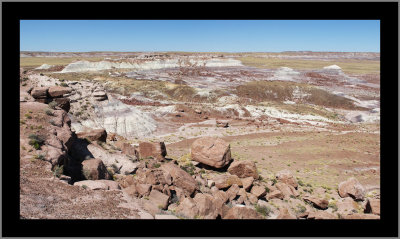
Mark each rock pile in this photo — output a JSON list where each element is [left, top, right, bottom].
[[30, 86, 72, 112]]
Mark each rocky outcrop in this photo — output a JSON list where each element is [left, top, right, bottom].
[[191, 137, 232, 169], [228, 160, 259, 179], [30, 86, 71, 112], [138, 142, 167, 161]]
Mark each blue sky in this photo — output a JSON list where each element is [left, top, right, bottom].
[[20, 20, 380, 52]]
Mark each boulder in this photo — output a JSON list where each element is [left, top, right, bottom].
[[138, 142, 167, 161], [77, 128, 107, 143], [307, 211, 337, 219], [343, 213, 380, 219], [275, 182, 299, 199], [213, 174, 243, 190], [250, 185, 267, 199], [74, 180, 109, 190], [364, 198, 380, 215], [336, 197, 359, 214], [56, 126, 75, 150], [226, 184, 240, 201], [193, 193, 218, 219], [266, 190, 284, 200], [303, 196, 329, 209], [276, 169, 298, 188], [228, 160, 259, 179], [136, 183, 152, 197], [246, 193, 259, 205], [93, 91, 108, 101], [223, 206, 263, 219], [212, 190, 229, 203], [136, 168, 170, 185], [191, 137, 232, 168], [338, 177, 365, 200], [277, 207, 297, 219], [124, 184, 139, 197], [31, 87, 48, 99], [149, 190, 170, 210], [117, 175, 135, 188], [116, 142, 139, 158], [48, 86, 72, 98], [175, 197, 199, 219], [161, 162, 198, 197], [241, 177, 254, 192], [81, 158, 111, 180]]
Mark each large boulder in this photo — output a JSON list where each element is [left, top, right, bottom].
[[116, 142, 139, 158], [160, 162, 198, 197], [149, 190, 170, 210], [48, 86, 72, 98], [97, 180, 120, 190], [336, 197, 359, 214], [193, 193, 218, 219], [77, 128, 107, 143], [228, 160, 258, 179], [241, 177, 254, 192], [31, 87, 48, 99], [136, 168, 171, 186], [223, 206, 263, 219], [275, 182, 298, 199], [213, 174, 243, 190], [266, 190, 284, 200], [81, 158, 111, 180], [250, 185, 267, 199], [175, 197, 199, 219], [226, 184, 240, 201], [303, 196, 329, 209], [138, 142, 167, 161], [276, 169, 298, 188], [191, 137, 232, 168], [338, 177, 365, 200]]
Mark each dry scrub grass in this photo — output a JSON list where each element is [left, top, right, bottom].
[[235, 81, 366, 110], [238, 57, 380, 75]]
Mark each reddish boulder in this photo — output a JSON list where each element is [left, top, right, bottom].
[[149, 190, 170, 210], [213, 174, 243, 190], [266, 190, 284, 200], [193, 193, 218, 219], [81, 158, 111, 180], [175, 197, 199, 219], [303, 196, 329, 209], [161, 162, 198, 197], [277, 207, 297, 219], [228, 160, 259, 179], [226, 184, 240, 201], [136, 183, 152, 197], [48, 86, 72, 98], [138, 142, 167, 161], [77, 128, 107, 143], [250, 185, 267, 199], [53, 97, 70, 112], [275, 182, 299, 199], [338, 177, 365, 200], [241, 177, 254, 192], [191, 137, 232, 168], [276, 169, 298, 188], [31, 87, 48, 99], [116, 142, 139, 158]]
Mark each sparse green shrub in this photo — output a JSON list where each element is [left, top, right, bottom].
[[298, 179, 305, 187], [34, 154, 46, 160], [60, 82, 68, 87], [180, 163, 195, 176], [328, 201, 338, 212], [82, 185, 88, 189], [295, 204, 306, 214], [25, 113, 32, 119], [255, 204, 272, 217], [48, 101, 58, 109], [53, 165, 64, 178], [272, 178, 277, 185], [22, 83, 27, 86], [154, 163, 161, 168], [265, 186, 270, 193], [44, 108, 53, 116], [28, 134, 45, 150]]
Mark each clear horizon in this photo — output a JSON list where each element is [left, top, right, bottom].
[[20, 20, 380, 53]]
